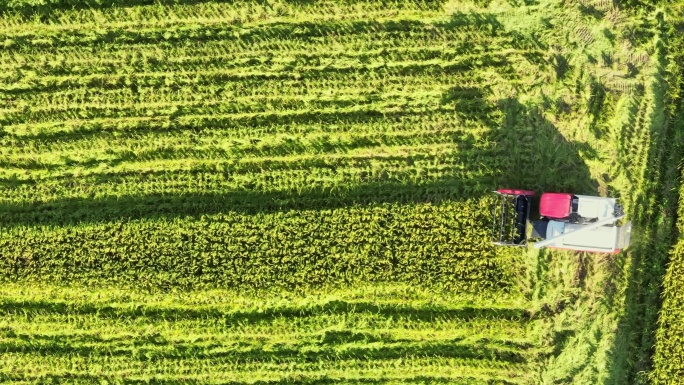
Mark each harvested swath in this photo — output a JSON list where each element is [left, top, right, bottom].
[[0, 284, 533, 383]]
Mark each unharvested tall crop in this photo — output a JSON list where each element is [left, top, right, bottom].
[[0, 200, 522, 292]]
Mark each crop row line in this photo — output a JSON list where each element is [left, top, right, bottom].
[[2, 113, 482, 150], [2, 71, 488, 108], [0, 27, 498, 71], [0, 321, 529, 344], [0, 16, 503, 52], [0, 42, 509, 80], [2, 110, 483, 153], [1, 88, 451, 125], [0, 340, 530, 366], [1, 173, 497, 212], [0, 362, 529, 385], [0, 142, 468, 182], [0, 0, 444, 29], [0, 7, 440, 35], [0, 128, 465, 170], [0, 53, 514, 95], [2, 84, 450, 113], [0, 149, 472, 196], [0, 29, 500, 70], [2, 101, 473, 139]]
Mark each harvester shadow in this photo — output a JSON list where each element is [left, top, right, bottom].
[[458, 96, 599, 195]]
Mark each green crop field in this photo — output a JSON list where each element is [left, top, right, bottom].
[[0, 0, 683, 383], [652, 4, 684, 383]]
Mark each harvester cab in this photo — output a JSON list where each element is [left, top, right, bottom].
[[491, 189, 632, 253]]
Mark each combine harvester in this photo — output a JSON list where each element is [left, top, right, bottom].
[[492, 189, 632, 253]]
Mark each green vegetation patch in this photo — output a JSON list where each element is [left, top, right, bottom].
[[1, 0, 683, 383], [0, 283, 535, 384], [0, 200, 523, 292], [652, 3, 684, 382]]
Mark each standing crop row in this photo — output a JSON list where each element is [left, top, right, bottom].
[[0, 200, 522, 292]]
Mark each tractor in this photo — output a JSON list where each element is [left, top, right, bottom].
[[491, 189, 631, 253]]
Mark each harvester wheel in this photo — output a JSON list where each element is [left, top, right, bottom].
[[569, 213, 585, 224]]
